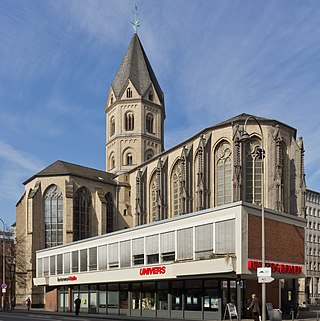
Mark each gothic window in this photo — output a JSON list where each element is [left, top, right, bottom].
[[110, 116, 115, 136], [171, 161, 182, 216], [146, 113, 154, 133], [110, 94, 114, 104], [150, 173, 157, 222], [124, 112, 134, 131], [105, 192, 113, 233], [73, 187, 91, 241], [44, 185, 63, 248], [215, 141, 232, 206], [149, 91, 153, 101], [126, 87, 132, 98], [245, 138, 262, 205]]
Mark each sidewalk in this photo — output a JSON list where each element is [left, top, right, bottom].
[[6, 305, 320, 321]]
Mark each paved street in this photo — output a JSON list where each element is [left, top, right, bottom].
[[0, 306, 319, 321]]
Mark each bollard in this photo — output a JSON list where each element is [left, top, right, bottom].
[[291, 308, 294, 321]]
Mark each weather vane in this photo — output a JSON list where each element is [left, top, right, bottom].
[[131, 5, 140, 33]]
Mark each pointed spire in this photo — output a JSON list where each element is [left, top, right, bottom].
[[111, 34, 164, 105]]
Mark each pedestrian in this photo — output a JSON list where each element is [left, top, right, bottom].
[[247, 293, 260, 321], [25, 297, 31, 311], [74, 296, 81, 315], [10, 297, 15, 310]]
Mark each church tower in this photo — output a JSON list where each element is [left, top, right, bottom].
[[105, 33, 165, 174]]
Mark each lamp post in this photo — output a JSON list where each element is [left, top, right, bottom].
[[0, 219, 5, 310], [241, 116, 266, 321]]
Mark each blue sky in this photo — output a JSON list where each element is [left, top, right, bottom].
[[1, 0, 320, 225]]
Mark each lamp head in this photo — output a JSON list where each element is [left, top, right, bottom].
[[240, 131, 250, 142]]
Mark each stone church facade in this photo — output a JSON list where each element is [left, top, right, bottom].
[[15, 33, 306, 307]]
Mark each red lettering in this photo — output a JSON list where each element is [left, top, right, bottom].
[[139, 266, 166, 276], [248, 260, 302, 274]]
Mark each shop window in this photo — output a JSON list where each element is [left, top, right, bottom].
[[172, 281, 183, 311], [161, 251, 175, 262], [89, 247, 97, 271], [80, 249, 87, 272], [72, 251, 79, 273], [161, 231, 175, 262], [50, 255, 56, 276], [98, 245, 107, 270], [195, 223, 213, 260], [142, 282, 156, 310], [57, 254, 63, 275], [108, 242, 119, 269], [157, 282, 169, 311], [133, 254, 144, 265], [37, 258, 43, 277], [147, 254, 159, 264], [120, 240, 131, 268], [215, 219, 235, 254], [63, 253, 70, 274], [177, 228, 193, 260]]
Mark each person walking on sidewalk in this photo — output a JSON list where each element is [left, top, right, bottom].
[[74, 296, 81, 315], [25, 297, 31, 311], [247, 293, 260, 321]]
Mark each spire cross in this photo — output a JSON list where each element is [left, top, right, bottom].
[[131, 5, 140, 33]]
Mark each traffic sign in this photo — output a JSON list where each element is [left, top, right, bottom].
[[1, 283, 7, 289], [258, 276, 274, 283], [257, 267, 271, 277]]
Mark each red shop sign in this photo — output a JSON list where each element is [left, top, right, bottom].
[[248, 260, 302, 274], [139, 266, 166, 276]]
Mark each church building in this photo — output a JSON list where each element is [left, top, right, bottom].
[[16, 32, 306, 319]]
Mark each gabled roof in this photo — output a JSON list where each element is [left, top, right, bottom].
[[111, 33, 164, 105], [24, 160, 117, 185]]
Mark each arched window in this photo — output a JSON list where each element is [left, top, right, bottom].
[[44, 185, 63, 248], [124, 112, 134, 131], [146, 113, 154, 133], [127, 153, 133, 165], [110, 116, 115, 136], [245, 138, 262, 205], [150, 173, 157, 222], [110, 94, 114, 105], [73, 187, 91, 241], [171, 161, 182, 216], [111, 155, 115, 169], [215, 141, 232, 206], [145, 150, 154, 161], [106, 192, 114, 233], [126, 87, 132, 98]]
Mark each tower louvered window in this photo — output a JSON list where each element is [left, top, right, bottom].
[[125, 112, 134, 131], [44, 185, 63, 248], [146, 113, 154, 133]]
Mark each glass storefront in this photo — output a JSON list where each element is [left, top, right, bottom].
[[60, 278, 238, 319]]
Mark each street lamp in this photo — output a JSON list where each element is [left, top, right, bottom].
[[240, 116, 266, 321], [0, 219, 5, 310]]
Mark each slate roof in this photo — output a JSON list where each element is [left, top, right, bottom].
[[24, 160, 117, 185], [111, 33, 164, 105]]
